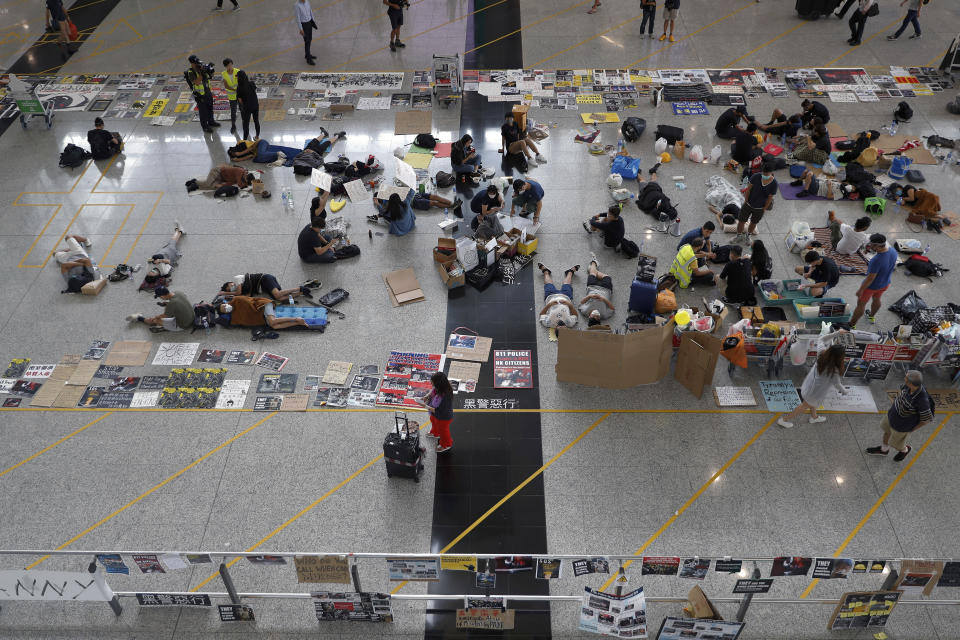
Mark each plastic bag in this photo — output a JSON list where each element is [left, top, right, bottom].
[[704, 175, 744, 208], [393, 146, 405, 159], [785, 220, 814, 254], [611, 155, 642, 180], [789, 338, 811, 365], [606, 173, 623, 188], [688, 145, 704, 163], [888, 289, 927, 322], [822, 157, 838, 176], [654, 137, 667, 154], [709, 144, 722, 164]]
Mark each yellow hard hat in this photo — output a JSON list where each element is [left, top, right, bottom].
[[659, 152, 672, 163]]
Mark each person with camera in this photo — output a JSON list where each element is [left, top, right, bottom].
[[185, 55, 218, 133], [384, 0, 407, 52], [295, 0, 318, 65]]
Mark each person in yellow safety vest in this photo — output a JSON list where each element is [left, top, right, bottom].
[[185, 55, 218, 133], [670, 237, 717, 288], [222, 58, 240, 135]]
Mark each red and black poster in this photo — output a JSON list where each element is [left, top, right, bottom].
[[376, 351, 444, 408], [493, 350, 533, 389]]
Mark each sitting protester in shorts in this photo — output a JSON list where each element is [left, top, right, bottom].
[[405, 190, 461, 217], [87, 117, 123, 160], [795, 250, 840, 298], [369, 191, 417, 235], [536, 262, 579, 328], [125, 287, 194, 332], [305, 127, 346, 155], [510, 178, 544, 224], [216, 295, 313, 329]]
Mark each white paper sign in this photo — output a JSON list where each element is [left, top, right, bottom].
[[159, 554, 188, 570], [311, 168, 332, 192], [377, 185, 410, 201], [343, 179, 368, 203], [152, 343, 200, 366], [819, 385, 878, 413], [130, 391, 159, 408], [395, 158, 417, 188], [216, 379, 251, 409], [0, 570, 113, 601], [713, 386, 757, 406]]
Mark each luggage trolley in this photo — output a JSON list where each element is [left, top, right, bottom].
[[432, 53, 461, 108], [7, 75, 53, 129]]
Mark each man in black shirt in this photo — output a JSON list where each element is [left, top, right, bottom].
[[757, 109, 801, 137], [584, 205, 625, 249], [720, 245, 755, 305], [501, 112, 546, 167], [796, 250, 840, 298], [87, 117, 123, 160], [297, 216, 337, 264], [715, 106, 747, 139], [800, 99, 830, 128], [731, 123, 759, 165]]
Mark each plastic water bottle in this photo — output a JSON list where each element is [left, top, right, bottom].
[[923, 243, 930, 255], [890, 120, 898, 135], [286, 187, 295, 211], [444, 207, 450, 221], [280, 189, 288, 210]]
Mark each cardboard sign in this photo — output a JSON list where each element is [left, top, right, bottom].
[[384, 268, 425, 306], [674, 332, 723, 399], [759, 380, 801, 412], [896, 560, 943, 596], [310, 168, 332, 192], [446, 332, 493, 362], [556, 321, 674, 389], [294, 556, 351, 584], [456, 608, 515, 630]]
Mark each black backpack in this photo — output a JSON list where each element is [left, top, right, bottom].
[[414, 133, 437, 149], [59, 143, 91, 169], [894, 101, 913, 122], [904, 254, 946, 279], [925, 135, 955, 149], [619, 238, 640, 258], [61, 267, 95, 294], [192, 303, 218, 333], [434, 171, 455, 188], [621, 117, 646, 143], [334, 245, 361, 259]]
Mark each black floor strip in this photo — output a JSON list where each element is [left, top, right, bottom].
[[8, 0, 123, 75], [425, 5, 550, 637]]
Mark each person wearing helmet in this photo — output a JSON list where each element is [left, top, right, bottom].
[[185, 55, 218, 133]]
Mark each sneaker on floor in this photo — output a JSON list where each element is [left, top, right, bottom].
[[669, 35, 676, 42], [526, 157, 538, 167], [865, 446, 889, 456], [535, 154, 547, 163], [909, 33, 921, 39], [590, 252, 599, 268], [809, 416, 827, 424], [436, 445, 452, 453], [481, 167, 495, 178], [125, 313, 144, 323], [395, 39, 406, 48], [583, 220, 592, 234], [81, 239, 93, 248], [893, 445, 912, 462], [777, 418, 793, 429], [790, 179, 803, 187], [175, 220, 185, 235], [887, 35, 898, 40], [366, 215, 379, 223]]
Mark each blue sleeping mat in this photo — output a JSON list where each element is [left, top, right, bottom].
[[274, 305, 327, 326]]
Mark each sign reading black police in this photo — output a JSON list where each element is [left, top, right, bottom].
[[715, 560, 743, 573], [733, 579, 773, 594], [136, 593, 211, 606]]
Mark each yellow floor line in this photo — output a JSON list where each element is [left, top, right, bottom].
[[600, 414, 779, 591], [800, 413, 952, 599], [0, 412, 113, 480], [25, 412, 277, 570], [726, 21, 808, 68]]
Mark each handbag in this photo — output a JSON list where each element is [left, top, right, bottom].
[[67, 20, 79, 41], [866, 2, 879, 16]]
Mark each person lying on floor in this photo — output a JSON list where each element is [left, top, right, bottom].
[[185, 165, 254, 192], [305, 127, 346, 155], [791, 168, 856, 200], [369, 191, 417, 235], [228, 139, 303, 165], [216, 295, 313, 329], [709, 204, 741, 234], [536, 262, 579, 328], [577, 255, 615, 327], [125, 286, 194, 332], [87, 117, 123, 160], [219, 273, 310, 301], [137, 222, 185, 290], [896, 184, 943, 223], [55, 234, 96, 290]]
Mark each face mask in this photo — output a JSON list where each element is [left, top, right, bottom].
[[762, 173, 772, 180]]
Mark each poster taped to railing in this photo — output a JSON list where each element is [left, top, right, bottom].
[[311, 591, 394, 622], [294, 555, 351, 584], [386, 557, 440, 581], [0, 570, 114, 601], [579, 586, 647, 637], [456, 608, 516, 630]]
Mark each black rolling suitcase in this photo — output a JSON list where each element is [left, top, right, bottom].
[[383, 411, 424, 482]]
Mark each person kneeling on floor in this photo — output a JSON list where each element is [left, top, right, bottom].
[[125, 286, 194, 332], [670, 237, 717, 288], [470, 184, 506, 239], [536, 262, 580, 328], [216, 295, 312, 329], [583, 204, 625, 250], [87, 117, 123, 160], [578, 255, 615, 327], [719, 244, 755, 305], [795, 250, 840, 298], [220, 273, 311, 301], [510, 178, 544, 224], [186, 165, 254, 192]]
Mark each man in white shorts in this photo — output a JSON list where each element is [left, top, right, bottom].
[[54, 235, 97, 288], [793, 168, 854, 201]]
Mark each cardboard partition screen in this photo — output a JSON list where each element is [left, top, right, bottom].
[[555, 322, 674, 389], [674, 331, 723, 399]]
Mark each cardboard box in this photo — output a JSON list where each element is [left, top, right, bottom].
[[434, 237, 457, 264], [683, 586, 722, 620], [478, 238, 497, 267], [674, 331, 723, 398], [555, 321, 675, 389], [512, 104, 529, 131], [330, 103, 354, 113], [384, 268, 425, 306], [517, 231, 538, 256], [436, 260, 465, 289], [81, 277, 107, 296]]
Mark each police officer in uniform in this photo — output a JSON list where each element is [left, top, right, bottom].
[[185, 55, 218, 133], [222, 58, 240, 135]]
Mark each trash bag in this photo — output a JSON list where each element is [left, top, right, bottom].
[[688, 145, 705, 163], [888, 289, 927, 322], [611, 155, 642, 180], [709, 144, 722, 164]]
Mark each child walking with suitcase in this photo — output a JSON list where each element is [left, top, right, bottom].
[[423, 373, 454, 453]]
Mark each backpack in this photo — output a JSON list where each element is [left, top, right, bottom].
[[621, 117, 646, 142], [62, 268, 94, 294], [619, 238, 640, 258], [334, 245, 361, 259], [344, 162, 371, 179], [319, 287, 349, 306], [192, 303, 218, 333], [711, 244, 733, 264], [330, 177, 347, 197], [214, 185, 239, 198], [414, 133, 437, 149], [636, 183, 664, 214], [835, 140, 855, 150], [434, 171, 456, 188], [59, 143, 91, 169], [654, 124, 684, 144], [925, 135, 955, 149], [904, 254, 946, 279], [894, 101, 913, 122]]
